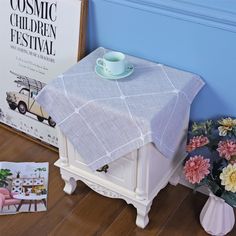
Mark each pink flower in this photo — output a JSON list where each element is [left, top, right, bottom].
[[186, 135, 209, 152], [183, 155, 210, 184], [217, 140, 236, 160]]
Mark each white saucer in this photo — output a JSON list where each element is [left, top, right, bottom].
[[95, 63, 134, 80]]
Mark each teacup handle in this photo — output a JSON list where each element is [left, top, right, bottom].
[[96, 58, 105, 68]]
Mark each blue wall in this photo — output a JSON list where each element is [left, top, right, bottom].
[[86, 0, 236, 120]]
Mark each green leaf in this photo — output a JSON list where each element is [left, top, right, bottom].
[[0, 169, 12, 179], [221, 191, 236, 207], [233, 127, 236, 136], [193, 181, 206, 193], [204, 178, 223, 196]]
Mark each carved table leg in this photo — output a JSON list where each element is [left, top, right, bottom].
[[135, 201, 153, 228], [62, 175, 77, 194]]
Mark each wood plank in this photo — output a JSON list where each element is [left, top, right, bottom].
[[1, 127, 236, 236], [159, 193, 236, 236], [158, 192, 209, 236], [0, 128, 49, 162], [126, 184, 191, 236], [102, 205, 137, 236], [48, 191, 126, 236], [0, 124, 58, 153], [22, 182, 90, 236], [0, 126, 17, 143]]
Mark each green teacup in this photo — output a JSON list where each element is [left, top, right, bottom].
[[96, 51, 126, 76]]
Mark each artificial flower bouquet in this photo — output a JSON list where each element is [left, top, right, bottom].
[[183, 117, 236, 207]]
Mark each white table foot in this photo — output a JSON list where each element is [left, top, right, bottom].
[[62, 175, 77, 194], [135, 201, 152, 228]]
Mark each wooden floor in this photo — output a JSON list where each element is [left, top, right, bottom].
[[0, 126, 236, 236]]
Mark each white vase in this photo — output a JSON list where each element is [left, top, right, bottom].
[[200, 193, 235, 236]]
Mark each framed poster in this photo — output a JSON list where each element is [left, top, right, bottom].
[[0, 0, 88, 147]]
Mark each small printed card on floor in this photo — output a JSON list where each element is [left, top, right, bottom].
[[0, 162, 49, 215]]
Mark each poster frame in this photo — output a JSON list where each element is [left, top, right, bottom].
[[0, 0, 88, 151]]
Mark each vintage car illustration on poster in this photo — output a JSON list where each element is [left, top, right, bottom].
[[6, 71, 56, 127]]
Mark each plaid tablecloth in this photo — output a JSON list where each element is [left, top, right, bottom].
[[36, 47, 205, 171]]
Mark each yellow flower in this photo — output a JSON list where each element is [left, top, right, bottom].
[[218, 126, 231, 136], [218, 117, 236, 128], [218, 117, 236, 136], [220, 164, 236, 193]]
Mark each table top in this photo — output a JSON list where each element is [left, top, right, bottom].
[[36, 47, 205, 171], [13, 194, 47, 200]]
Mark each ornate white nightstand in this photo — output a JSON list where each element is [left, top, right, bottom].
[[55, 111, 189, 228], [36, 47, 204, 228]]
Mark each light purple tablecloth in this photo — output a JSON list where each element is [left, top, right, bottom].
[[36, 47, 204, 170]]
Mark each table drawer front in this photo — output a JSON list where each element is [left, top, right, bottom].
[[66, 140, 137, 190]]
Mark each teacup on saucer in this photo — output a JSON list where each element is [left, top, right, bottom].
[[95, 62, 134, 80], [96, 51, 126, 76]]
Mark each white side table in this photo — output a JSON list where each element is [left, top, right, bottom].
[[36, 48, 204, 228], [55, 110, 189, 228]]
